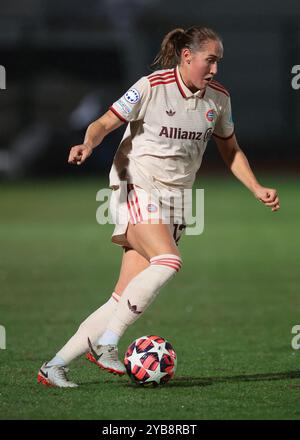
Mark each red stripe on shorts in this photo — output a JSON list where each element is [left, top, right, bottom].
[[133, 187, 143, 222], [127, 185, 142, 224]]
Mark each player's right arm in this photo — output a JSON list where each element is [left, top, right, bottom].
[[69, 76, 150, 165], [68, 110, 124, 165]]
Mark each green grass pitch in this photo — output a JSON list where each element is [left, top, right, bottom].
[[0, 175, 300, 420]]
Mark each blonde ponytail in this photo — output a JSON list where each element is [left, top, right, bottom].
[[152, 26, 222, 70], [151, 28, 185, 69]]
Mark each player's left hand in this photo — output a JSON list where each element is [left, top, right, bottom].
[[253, 185, 280, 212]]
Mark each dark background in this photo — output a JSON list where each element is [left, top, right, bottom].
[[0, 0, 299, 179]]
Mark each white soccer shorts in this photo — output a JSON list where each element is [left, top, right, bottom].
[[109, 184, 186, 248]]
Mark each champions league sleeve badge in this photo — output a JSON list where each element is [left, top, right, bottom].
[[124, 88, 141, 104]]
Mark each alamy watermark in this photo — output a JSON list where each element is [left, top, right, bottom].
[[0, 325, 6, 349], [291, 325, 300, 350], [96, 181, 204, 235], [291, 65, 300, 90], [0, 65, 6, 90]]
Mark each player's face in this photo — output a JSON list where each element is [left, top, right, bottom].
[[189, 40, 223, 90]]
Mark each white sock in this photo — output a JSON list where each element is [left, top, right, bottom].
[[46, 355, 66, 367], [103, 254, 182, 343], [55, 292, 120, 364], [97, 329, 120, 346]]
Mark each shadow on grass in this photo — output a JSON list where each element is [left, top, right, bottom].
[[79, 371, 300, 388], [97, 370, 300, 389], [165, 370, 300, 388]]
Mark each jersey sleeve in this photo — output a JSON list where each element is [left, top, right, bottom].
[[109, 76, 150, 123], [213, 96, 235, 140]]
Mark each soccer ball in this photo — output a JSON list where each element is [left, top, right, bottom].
[[124, 335, 177, 386]]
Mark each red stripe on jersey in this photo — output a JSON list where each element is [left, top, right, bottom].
[[210, 80, 229, 94], [208, 83, 229, 97], [150, 79, 176, 88], [212, 131, 235, 140], [149, 71, 175, 77], [210, 84, 229, 97], [209, 81, 229, 93], [109, 106, 127, 122], [174, 67, 187, 98], [149, 74, 175, 83], [148, 71, 174, 80], [149, 76, 175, 84]]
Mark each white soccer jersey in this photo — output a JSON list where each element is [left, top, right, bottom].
[[109, 66, 234, 191]]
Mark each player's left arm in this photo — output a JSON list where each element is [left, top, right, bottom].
[[214, 134, 280, 212]]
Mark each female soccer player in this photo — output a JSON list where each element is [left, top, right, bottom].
[[38, 26, 280, 387]]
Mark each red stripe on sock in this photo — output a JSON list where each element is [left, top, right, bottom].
[[150, 255, 181, 261], [151, 258, 182, 263], [151, 258, 182, 267], [112, 293, 120, 302], [151, 261, 181, 271]]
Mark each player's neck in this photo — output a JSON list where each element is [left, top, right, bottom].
[[178, 65, 200, 94]]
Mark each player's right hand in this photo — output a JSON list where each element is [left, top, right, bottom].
[[68, 144, 93, 165]]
